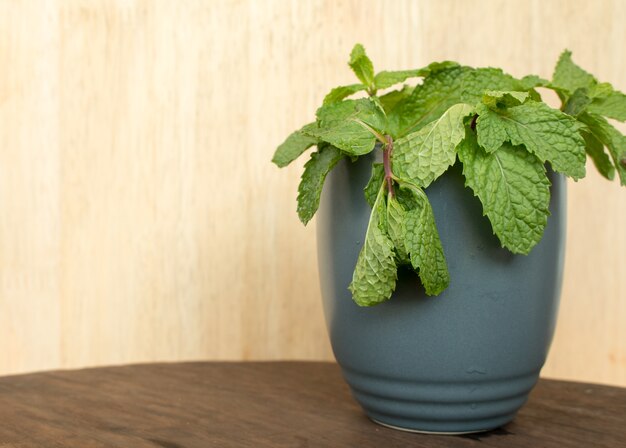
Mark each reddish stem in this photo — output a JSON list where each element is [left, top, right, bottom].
[[383, 135, 394, 197], [470, 114, 478, 131]]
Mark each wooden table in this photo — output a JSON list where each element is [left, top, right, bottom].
[[0, 362, 624, 447]]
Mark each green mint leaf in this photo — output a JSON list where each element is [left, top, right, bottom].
[[364, 163, 384, 207], [457, 130, 551, 255], [482, 90, 529, 108], [550, 52, 625, 121], [386, 196, 409, 264], [349, 44, 375, 88], [305, 99, 386, 155], [589, 82, 614, 98], [587, 87, 626, 122], [578, 112, 626, 186], [460, 68, 527, 105], [474, 104, 508, 153], [562, 88, 591, 116], [349, 185, 397, 306], [389, 65, 470, 137], [374, 70, 424, 90], [323, 84, 367, 105], [393, 103, 474, 187], [519, 75, 549, 90], [272, 123, 318, 167], [582, 130, 615, 181], [297, 145, 343, 225], [378, 85, 414, 113], [552, 50, 597, 96], [395, 183, 420, 210], [417, 61, 461, 76], [475, 101, 586, 179], [401, 183, 450, 295], [374, 62, 461, 91]]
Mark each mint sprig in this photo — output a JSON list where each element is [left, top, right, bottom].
[[273, 44, 626, 306]]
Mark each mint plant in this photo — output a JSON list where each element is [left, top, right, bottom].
[[273, 44, 626, 307]]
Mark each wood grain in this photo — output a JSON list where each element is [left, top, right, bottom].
[[0, 361, 624, 447], [0, 0, 624, 385]]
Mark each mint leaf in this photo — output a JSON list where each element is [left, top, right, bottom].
[[349, 44, 375, 88], [578, 112, 626, 186], [589, 82, 614, 98], [562, 88, 591, 116], [349, 185, 397, 306], [582, 130, 615, 181], [519, 75, 549, 90], [587, 88, 626, 122], [482, 90, 529, 108], [386, 196, 409, 264], [395, 183, 419, 210], [297, 145, 343, 224], [460, 68, 526, 105], [552, 50, 596, 96], [475, 101, 586, 179], [305, 99, 386, 155], [417, 61, 461, 77], [364, 163, 384, 207], [374, 70, 424, 90], [374, 62, 462, 91], [457, 130, 551, 254], [389, 65, 470, 137], [393, 103, 474, 187], [379, 85, 414, 113], [401, 183, 449, 295], [272, 123, 318, 167], [474, 104, 508, 153], [550, 51, 626, 121], [323, 84, 367, 105]]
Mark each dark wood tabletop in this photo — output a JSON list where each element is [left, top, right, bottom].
[[0, 361, 624, 447]]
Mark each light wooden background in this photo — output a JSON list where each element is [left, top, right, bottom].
[[0, 0, 624, 385]]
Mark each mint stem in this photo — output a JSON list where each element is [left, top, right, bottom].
[[470, 114, 478, 131], [383, 135, 394, 197]]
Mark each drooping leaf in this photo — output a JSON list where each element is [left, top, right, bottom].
[[386, 196, 409, 264], [582, 130, 615, 181], [401, 183, 449, 295], [457, 130, 551, 255], [389, 65, 471, 137], [304, 99, 386, 155], [323, 84, 367, 105], [272, 123, 318, 167], [395, 182, 420, 210], [349, 44, 375, 88], [475, 101, 586, 179], [297, 145, 343, 224], [578, 112, 626, 186], [349, 185, 397, 306], [392, 103, 474, 187], [364, 163, 384, 207]]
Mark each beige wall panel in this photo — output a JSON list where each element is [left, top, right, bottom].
[[0, 0, 624, 386]]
